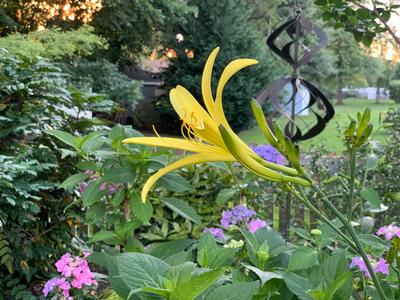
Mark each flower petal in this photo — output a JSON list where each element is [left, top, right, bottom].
[[170, 85, 226, 149], [123, 137, 219, 153], [201, 47, 219, 116], [214, 58, 258, 126], [219, 125, 310, 186], [141, 153, 235, 202]]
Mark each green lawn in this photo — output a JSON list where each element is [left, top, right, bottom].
[[239, 99, 399, 154]]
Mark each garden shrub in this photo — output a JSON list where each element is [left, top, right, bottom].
[[62, 59, 142, 109], [389, 80, 400, 103], [0, 49, 111, 297]]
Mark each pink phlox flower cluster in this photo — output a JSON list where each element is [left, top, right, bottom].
[[43, 252, 97, 299], [376, 224, 400, 240], [350, 256, 389, 278], [79, 170, 120, 194]]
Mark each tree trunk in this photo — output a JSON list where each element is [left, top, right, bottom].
[[376, 78, 381, 104], [336, 76, 344, 105]]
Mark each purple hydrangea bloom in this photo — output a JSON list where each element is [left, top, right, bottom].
[[376, 224, 400, 240], [203, 227, 224, 239], [251, 145, 286, 165], [247, 218, 267, 233], [220, 205, 256, 229], [350, 256, 389, 278]]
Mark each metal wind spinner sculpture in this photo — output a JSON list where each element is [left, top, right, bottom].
[[257, 4, 334, 142]]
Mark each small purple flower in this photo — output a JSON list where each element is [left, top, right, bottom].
[[251, 145, 286, 165], [221, 211, 234, 229], [376, 224, 400, 240], [247, 218, 267, 233], [220, 205, 256, 229], [204, 228, 224, 239], [350, 256, 389, 278], [43, 278, 61, 296]]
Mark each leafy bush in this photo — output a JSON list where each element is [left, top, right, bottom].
[[63, 59, 142, 109], [0, 48, 111, 297], [0, 26, 107, 59], [389, 80, 400, 103]]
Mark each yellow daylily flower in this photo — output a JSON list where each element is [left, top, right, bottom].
[[123, 47, 310, 203]]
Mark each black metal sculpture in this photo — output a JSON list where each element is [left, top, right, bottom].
[[257, 3, 334, 142]]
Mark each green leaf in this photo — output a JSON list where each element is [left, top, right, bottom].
[[287, 246, 318, 271], [90, 231, 118, 243], [117, 253, 170, 290], [81, 181, 106, 207], [242, 264, 282, 285], [170, 269, 225, 300], [197, 233, 236, 268], [111, 190, 125, 206], [360, 186, 380, 208], [130, 191, 153, 223], [102, 165, 136, 183], [161, 197, 201, 224], [158, 172, 193, 192], [205, 281, 259, 300], [46, 130, 77, 149], [279, 272, 312, 300], [60, 173, 89, 189], [215, 188, 238, 205], [151, 239, 195, 260]]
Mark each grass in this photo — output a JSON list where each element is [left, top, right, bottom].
[[239, 98, 399, 154]]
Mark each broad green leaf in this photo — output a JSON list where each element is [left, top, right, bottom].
[[60, 173, 89, 189], [130, 191, 153, 223], [170, 269, 225, 300], [165, 262, 197, 290], [46, 129, 77, 149], [102, 165, 136, 183], [81, 181, 106, 207], [90, 230, 118, 243], [151, 239, 195, 259], [158, 172, 193, 192], [198, 233, 236, 268], [360, 186, 380, 208], [117, 253, 170, 290], [215, 188, 238, 205], [242, 264, 282, 285], [111, 190, 125, 206], [279, 272, 312, 300], [205, 281, 259, 300], [161, 197, 201, 224], [287, 246, 318, 271], [291, 228, 312, 240]]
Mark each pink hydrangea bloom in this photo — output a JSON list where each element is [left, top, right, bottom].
[[44, 252, 97, 298], [247, 218, 267, 233], [350, 256, 389, 278], [376, 224, 400, 240]]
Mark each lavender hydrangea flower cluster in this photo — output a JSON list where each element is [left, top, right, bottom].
[[43, 252, 97, 299], [350, 256, 389, 278], [376, 224, 400, 240], [203, 205, 268, 239], [251, 144, 286, 165]]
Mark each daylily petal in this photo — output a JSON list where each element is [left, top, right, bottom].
[[141, 153, 235, 202], [219, 125, 310, 186], [201, 47, 219, 116], [214, 58, 258, 126], [170, 85, 226, 149], [122, 137, 221, 153]]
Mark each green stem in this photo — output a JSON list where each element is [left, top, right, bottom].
[[306, 176, 387, 300], [347, 148, 357, 224], [290, 187, 357, 251]]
